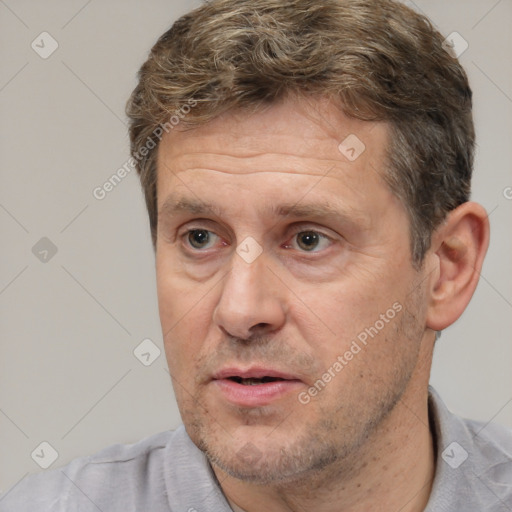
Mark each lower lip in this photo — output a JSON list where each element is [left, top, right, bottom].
[[213, 379, 303, 407]]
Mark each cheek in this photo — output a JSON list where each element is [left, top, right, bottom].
[[157, 255, 199, 324], [295, 283, 371, 343], [295, 271, 407, 360], [156, 263, 214, 370]]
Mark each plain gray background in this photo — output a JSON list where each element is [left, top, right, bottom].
[[1, 0, 511, 494]]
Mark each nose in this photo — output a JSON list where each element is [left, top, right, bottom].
[[212, 249, 287, 340]]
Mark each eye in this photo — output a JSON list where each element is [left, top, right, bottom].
[[185, 229, 220, 250], [288, 230, 332, 252]]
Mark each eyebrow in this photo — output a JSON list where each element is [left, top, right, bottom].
[[158, 197, 223, 220], [158, 196, 367, 230]]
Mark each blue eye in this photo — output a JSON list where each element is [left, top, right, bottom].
[[292, 231, 331, 252], [186, 229, 219, 249]]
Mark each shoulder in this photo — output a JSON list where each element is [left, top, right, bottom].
[[426, 387, 512, 512], [0, 430, 177, 512], [0, 426, 233, 512], [462, 413, 512, 496]]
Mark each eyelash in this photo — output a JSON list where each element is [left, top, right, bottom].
[[180, 226, 334, 254]]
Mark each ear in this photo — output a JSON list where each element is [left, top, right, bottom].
[[425, 202, 490, 331]]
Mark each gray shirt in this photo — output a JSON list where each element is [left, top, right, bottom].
[[1, 387, 511, 511]]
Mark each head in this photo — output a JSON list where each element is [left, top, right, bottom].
[[126, 0, 489, 485]]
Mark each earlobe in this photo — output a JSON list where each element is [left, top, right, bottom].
[[426, 202, 490, 332]]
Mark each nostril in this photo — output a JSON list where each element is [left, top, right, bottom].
[[251, 322, 270, 331]]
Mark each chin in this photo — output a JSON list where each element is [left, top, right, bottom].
[[198, 422, 341, 485]]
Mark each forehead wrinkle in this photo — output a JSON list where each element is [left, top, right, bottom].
[[165, 167, 334, 178], [164, 151, 352, 177]]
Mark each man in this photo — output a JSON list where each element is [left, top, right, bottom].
[[2, 0, 511, 510]]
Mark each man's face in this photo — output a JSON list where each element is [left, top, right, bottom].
[[156, 96, 430, 483]]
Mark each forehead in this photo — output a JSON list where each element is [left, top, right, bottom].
[[156, 96, 391, 217], [158, 96, 388, 163]]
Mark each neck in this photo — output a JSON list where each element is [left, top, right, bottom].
[[214, 360, 435, 512]]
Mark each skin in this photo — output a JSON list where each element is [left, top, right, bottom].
[[155, 95, 489, 512]]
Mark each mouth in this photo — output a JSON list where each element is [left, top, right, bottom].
[[226, 376, 288, 385], [211, 367, 303, 407]]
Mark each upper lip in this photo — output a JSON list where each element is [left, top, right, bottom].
[[213, 367, 301, 381]]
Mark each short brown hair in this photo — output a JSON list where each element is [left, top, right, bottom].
[[126, 0, 474, 264]]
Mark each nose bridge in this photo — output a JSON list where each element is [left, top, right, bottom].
[[213, 247, 286, 339]]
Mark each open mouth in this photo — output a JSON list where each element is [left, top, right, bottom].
[[213, 368, 303, 406], [227, 376, 287, 385]]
